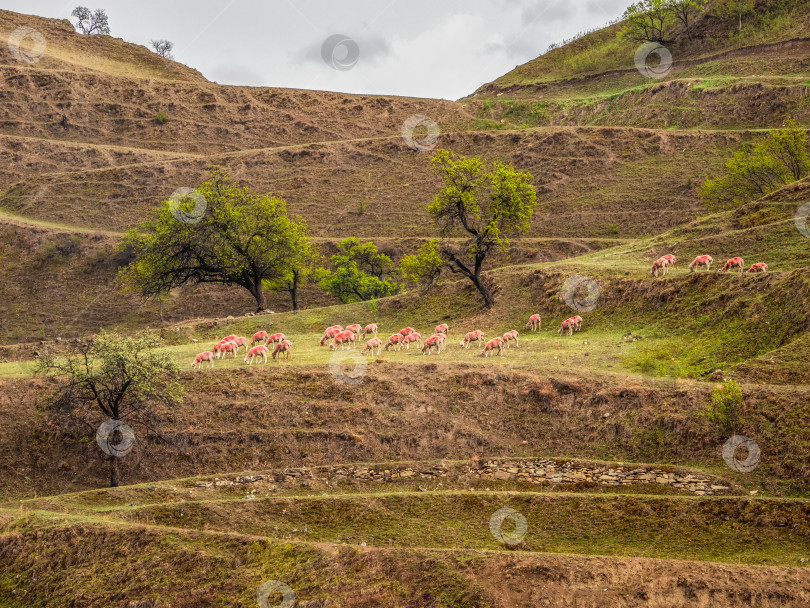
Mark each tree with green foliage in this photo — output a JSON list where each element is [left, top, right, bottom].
[[119, 169, 308, 312], [622, 0, 676, 43], [399, 240, 445, 295], [701, 120, 810, 209], [263, 218, 320, 312], [35, 332, 182, 487], [759, 120, 810, 182], [670, 0, 708, 40], [71, 6, 111, 35], [715, 0, 755, 30], [318, 238, 399, 303], [428, 149, 537, 307]]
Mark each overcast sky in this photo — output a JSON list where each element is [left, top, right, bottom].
[[6, 0, 630, 99]]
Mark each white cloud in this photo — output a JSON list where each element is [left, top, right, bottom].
[[4, 0, 630, 99]]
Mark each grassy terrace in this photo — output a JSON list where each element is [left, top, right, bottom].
[[3, 489, 809, 566], [1, 192, 808, 383]]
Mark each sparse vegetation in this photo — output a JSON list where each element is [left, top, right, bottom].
[[155, 110, 168, 124]]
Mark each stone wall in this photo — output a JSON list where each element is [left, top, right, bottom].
[[197, 457, 734, 495]]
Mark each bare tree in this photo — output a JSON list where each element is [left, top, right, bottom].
[[150, 39, 174, 59], [71, 6, 111, 35]]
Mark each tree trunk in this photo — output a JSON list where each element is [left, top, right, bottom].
[[109, 455, 120, 487], [158, 299, 166, 338], [470, 272, 495, 308], [252, 284, 267, 312], [290, 270, 299, 313]]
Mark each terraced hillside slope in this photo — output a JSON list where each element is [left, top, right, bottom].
[[0, 4, 808, 606], [467, 0, 810, 129], [1, 4, 807, 337]]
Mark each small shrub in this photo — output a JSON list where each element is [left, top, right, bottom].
[[34, 235, 82, 268], [155, 111, 168, 125], [700, 379, 744, 434]]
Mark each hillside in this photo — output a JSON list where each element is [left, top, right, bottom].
[[0, 5, 809, 607], [466, 0, 810, 130]]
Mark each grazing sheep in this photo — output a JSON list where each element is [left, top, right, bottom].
[[401, 332, 422, 349], [558, 318, 576, 337], [525, 314, 541, 332], [460, 330, 485, 349], [244, 345, 269, 365], [502, 330, 519, 348], [272, 340, 292, 360], [480, 337, 505, 357], [191, 351, 214, 369], [689, 255, 713, 272], [330, 331, 356, 351], [721, 257, 745, 273], [361, 338, 383, 356], [251, 331, 269, 347], [651, 257, 669, 277], [384, 334, 404, 351], [422, 334, 443, 355], [216, 341, 239, 359], [320, 326, 342, 346]]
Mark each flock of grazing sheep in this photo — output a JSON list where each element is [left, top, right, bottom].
[[189, 252, 768, 370], [652, 254, 768, 277], [190, 314, 586, 369]]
